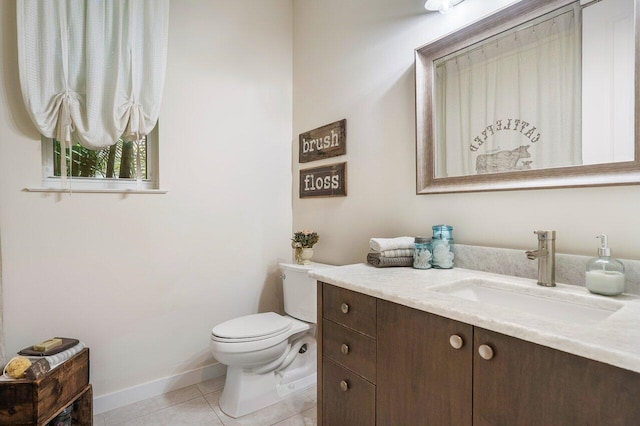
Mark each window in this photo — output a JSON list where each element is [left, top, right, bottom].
[[41, 126, 159, 191]]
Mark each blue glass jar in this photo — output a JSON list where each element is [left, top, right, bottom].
[[431, 225, 454, 269], [413, 237, 432, 269]]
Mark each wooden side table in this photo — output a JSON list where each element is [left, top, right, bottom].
[[0, 348, 92, 425]]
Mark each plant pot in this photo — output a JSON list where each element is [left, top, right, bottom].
[[297, 248, 314, 265]]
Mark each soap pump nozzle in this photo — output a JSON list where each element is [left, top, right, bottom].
[[596, 234, 611, 257]]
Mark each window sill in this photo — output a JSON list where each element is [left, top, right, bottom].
[[24, 187, 168, 194]]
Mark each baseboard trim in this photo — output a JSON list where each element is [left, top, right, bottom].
[[93, 362, 226, 414]]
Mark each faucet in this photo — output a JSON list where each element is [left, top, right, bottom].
[[525, 230, 556, 287]]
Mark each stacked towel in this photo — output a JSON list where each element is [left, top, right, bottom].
[[367, 253, 413, 268], [40, 342, 85, 368], [367, 237, 414, 268], [375, 248, 414, 258], [369, 237, 414, 252]]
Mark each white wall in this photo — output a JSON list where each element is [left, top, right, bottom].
[[0, 0, 293, 397], [292, 0, 640, 265]]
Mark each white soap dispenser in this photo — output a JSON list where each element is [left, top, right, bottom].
[[585, 234, 625, 296]]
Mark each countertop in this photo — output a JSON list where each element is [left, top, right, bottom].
[[309, 263, 640, 374]]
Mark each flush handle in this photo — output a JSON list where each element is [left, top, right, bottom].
[[340, 303, 349, 314], [341, 344, 350, 355], [449, 335, 464, 349], [478, 344, 494, 360], [340, 380, 349, 392]]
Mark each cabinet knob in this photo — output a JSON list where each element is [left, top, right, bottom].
[[478, 344, 494, 360], [341, 343, 350, 355], [340, 380, 349, 392], [341, 303, 350, 314], [449, 334, 464, 349]]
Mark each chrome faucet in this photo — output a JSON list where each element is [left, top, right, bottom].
[[525, 230, 556, 287]]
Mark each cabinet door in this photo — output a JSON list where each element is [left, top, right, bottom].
[[474, 327, 640, 426], [323, 359, 375, 426], [377, 300, 473, 425]]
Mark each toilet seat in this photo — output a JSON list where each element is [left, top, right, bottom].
[[212, 312, 293, 343], [210, 313, 310, 354]]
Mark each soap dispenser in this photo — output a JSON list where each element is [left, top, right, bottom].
[[585, 234, 625, 296]]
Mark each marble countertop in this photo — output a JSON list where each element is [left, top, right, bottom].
[[309, 263, 640, 374]]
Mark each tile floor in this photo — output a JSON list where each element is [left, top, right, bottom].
[[93, 376, 318, 426]]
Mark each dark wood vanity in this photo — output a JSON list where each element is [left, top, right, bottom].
[[318, 282, 640, 425]]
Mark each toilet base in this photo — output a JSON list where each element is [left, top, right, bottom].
[[218, 337, 316, 418]]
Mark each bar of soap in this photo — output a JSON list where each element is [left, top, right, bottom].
[[24, 358, 51, 380], [33, 338, 63, 352]]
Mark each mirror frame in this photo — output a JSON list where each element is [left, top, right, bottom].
[[415, 0, 640, 194]]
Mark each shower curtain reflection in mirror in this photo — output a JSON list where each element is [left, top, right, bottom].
[[434, 4, 582, 178]]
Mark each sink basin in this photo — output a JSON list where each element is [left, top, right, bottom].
[[431, 278, 624, 324]]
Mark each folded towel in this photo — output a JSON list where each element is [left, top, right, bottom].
[[369, 237, 414, 252], [28, 342, 85, 369], [374, 248, 414, 258], [367, 253, 413, 268]]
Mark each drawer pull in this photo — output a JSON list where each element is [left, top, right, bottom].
[[341, 343, 350, 355], [341, 303, 350, 314], [478, 344, 494, 360], [340, 380, 349, 392], [449, 334, 464, 349]]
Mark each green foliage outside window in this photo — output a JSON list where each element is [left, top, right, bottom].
[[53, 138, 147, 179]]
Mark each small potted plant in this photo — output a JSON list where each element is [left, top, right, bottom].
[[291, 230, 319, 265]]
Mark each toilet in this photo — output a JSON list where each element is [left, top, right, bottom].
[[210, 262, 333, 418]]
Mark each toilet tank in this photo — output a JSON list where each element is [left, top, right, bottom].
[[280, 262, 333, 323]]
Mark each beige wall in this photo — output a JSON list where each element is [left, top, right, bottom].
[[0, 0, 293, 396], [292, 0, 640, 266]]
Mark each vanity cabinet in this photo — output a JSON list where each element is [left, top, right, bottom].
[[318, 282, 640, 425]]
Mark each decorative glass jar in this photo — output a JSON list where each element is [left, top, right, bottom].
[[430, 225, 455, 269], [413, 237, 432, 269]]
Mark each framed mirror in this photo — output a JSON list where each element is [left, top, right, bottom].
[[415, 0, 640, 194]]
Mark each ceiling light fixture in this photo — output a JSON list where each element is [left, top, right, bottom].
[[424, 0, 465, 14]]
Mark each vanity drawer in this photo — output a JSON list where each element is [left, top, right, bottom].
[[323, 358, 375, 426], [323, 283, 376, 337], [322, 319, 376, 383]]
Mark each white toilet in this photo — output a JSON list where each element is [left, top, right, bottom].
[[210, 262, 332, 418]]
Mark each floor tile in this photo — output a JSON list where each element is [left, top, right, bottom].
[[301, 387, 316, 403], [93, 413, 107, 426], [271, 406, 317, 426], [103, 385, 202, 425], [197, 375, 226, 395], [204, 390, 315, 426], [115, 396, 222, 426]]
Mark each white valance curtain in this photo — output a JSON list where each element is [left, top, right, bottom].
[[17, 0, 169, 178], [434, 5, 581, 178]]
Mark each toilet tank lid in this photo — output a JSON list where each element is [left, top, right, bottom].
[[279, 262, 334, 272], [211, 312, 291, 339]]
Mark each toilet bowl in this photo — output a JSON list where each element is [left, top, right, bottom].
[[209, 262, 333, 418]]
